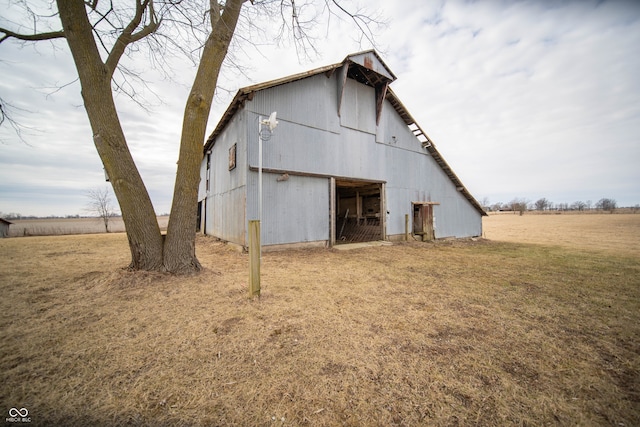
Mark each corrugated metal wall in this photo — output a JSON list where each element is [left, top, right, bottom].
[[203, 110, 248, 245], [340, 79, 377, 134], [247, 172, 329, 245]]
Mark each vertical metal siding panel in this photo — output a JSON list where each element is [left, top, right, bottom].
[[340, 79, 376, 134], [341, 81, 357, 130], [249, 74, 340, 134], [206, 109, 247, 245], [357, 83, 377, 133], [252, 121, 388, 183], [209, 187, 246, 244], [261, 174, 329, 246]]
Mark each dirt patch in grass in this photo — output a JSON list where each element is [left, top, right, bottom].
[[1, 217, 639, 426]]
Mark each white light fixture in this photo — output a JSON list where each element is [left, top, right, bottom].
[[262, 111, 278, 131]]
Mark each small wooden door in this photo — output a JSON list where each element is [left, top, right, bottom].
[[413, 203, 435, 241]]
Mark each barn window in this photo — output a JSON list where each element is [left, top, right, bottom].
[[228, 143, 237, 171]]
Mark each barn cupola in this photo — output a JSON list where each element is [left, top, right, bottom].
[[336, 50, 397, 126]]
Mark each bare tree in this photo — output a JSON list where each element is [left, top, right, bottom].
[[596, 198, 617, 213], [0, 1, 381, 273], [490, 202, 504, 212], [480, 197, 491, 212], [509, 198, 529, 215], [534, 198, 550, 211], [86, 187, 118, 233], [571, 201, 587, 211]]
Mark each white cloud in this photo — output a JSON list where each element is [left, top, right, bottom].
[[378, 0, 640, 207]]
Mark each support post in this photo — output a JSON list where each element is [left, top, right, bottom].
[[258, 117, 263, 228], [405, 214, 409, 241], [329, 177, 336, 247], [249, 220, 260, 297]]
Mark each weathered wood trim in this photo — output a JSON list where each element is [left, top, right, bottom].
[[375, 81, 389, 126], [336, 64, 349, 118]]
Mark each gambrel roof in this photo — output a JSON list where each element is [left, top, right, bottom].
[[205, 50, 486, 217]]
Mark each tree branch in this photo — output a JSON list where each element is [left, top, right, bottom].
[[327, 0, 384, 50], [210, 0, 221, 28], [104, 0, 160, 78], [0, 27, 64, 44], [0, 96, 37, 145]]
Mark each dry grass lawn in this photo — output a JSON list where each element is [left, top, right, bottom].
[[483, 212, 640, 257], [1, 214, 639, 426]]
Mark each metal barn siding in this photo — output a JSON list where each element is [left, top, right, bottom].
[[246, 172, 330, 246], [249, 73, 340, 134], [340, 78, 377, 134], [204, 109, 248, 245], [383, 158, 481, 239], [245, 116, 389, 183]]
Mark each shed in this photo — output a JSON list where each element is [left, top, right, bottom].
[[199, 50, 486, 249], [0, 218, 12, 238]]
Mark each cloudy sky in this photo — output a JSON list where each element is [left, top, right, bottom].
[[1, 0, 639, 217]]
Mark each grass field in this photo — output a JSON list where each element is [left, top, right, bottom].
[[483, 212, 640, 257], [1, 214, 638, 426], [7, 216, 169, 237]]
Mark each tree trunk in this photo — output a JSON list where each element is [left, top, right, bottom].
[[58, 0, 246, 273], [163, 0, 245, 273], [58, 0, 164, 271]]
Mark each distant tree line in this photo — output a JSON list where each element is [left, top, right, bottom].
[[0, 212, 123, 220], [1, 212, 78, 220], [480, 197, 636, 214]]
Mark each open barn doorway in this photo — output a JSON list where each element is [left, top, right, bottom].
[[334, 180, 384, 244]]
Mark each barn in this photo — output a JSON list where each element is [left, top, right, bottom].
[[199, 50, 486, 249]]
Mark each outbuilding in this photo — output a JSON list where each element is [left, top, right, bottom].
[[199, 50, 486, 249], [0, 218, 12, 238]]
